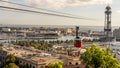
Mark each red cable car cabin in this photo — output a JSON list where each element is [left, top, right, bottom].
[[74, 26, 82, 48], [74, 38, 82, 48]]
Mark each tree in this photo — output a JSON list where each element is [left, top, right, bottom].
[[18, 62, 26, 68], [46, 62, 63, 68], [4, 63, 19, 68], [6, 54, 16, 64], [80, 44, 120, 68]]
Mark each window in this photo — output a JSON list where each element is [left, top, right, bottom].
[[75, 62, 78, 65], [69, 62, 72, 65], [33, 66, 35, 68]]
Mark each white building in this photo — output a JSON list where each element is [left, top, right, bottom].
[[2, 28, 11, 32]]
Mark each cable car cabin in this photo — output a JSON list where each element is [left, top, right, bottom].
[[74, 26, 82, 48], [74, 38, 82, 48]]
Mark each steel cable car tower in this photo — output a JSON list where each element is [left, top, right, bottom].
[[104, 5, 112, 41]]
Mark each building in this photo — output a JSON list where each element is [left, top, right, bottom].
[[113, 28, 120, 40], [0, 44, 62, 68], [1, 27, 11, 32], [0, 43, 87, 68], [60, 55, 85, 68]]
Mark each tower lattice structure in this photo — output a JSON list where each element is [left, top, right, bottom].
[[104, 5, 112, 39]]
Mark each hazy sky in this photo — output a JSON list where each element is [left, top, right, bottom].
[[0, 0, 120, 26]]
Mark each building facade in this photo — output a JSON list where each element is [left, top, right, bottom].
[[113, 28, 120, 40], [0, 45, 62, 68]]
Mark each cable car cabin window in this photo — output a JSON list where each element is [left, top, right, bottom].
[[74, 40, 82, 48]]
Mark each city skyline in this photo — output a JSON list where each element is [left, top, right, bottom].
[[0, 0, 120, 26]]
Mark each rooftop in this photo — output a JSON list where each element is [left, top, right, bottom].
[[1, 44, 61, 64]]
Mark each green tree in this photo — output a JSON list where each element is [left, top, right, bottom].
[[67, 48, 73, 56], [18, 62, 26, 68], [6, 54, 16, 64], [46, 62, 63, 68], [80, 44, 120, 68], [4, 63, 19, 68]]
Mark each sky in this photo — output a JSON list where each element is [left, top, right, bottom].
[[0, 0, 120, 26]]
